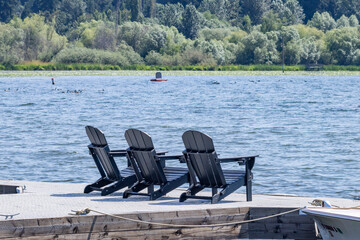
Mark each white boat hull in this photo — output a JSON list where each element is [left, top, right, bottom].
[[303, 208, 360, 240]]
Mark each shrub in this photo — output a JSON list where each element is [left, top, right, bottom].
[[53, 47, 131, 66], [145, 51, 163, 65]]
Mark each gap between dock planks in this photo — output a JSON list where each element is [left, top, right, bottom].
[[0, 207, 316, 239]]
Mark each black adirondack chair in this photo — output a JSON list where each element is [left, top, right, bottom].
[[84, 126, 137, 196], [180, 130, 257, 204], [123, 129, 189, 200]]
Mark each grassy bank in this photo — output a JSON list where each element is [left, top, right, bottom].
[[1, 63, 360, 72], [1, 70, 360, 78]]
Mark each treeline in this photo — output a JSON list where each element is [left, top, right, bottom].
[[0, 0, 359, 67]]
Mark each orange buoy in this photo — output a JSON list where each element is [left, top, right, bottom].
[[150, 78, 168, 81], [151, 72, 167, 81]]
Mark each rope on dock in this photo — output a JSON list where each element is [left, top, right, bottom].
[[70, 207, 302, 228]]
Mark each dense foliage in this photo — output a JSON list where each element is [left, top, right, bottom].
[[0, 0, 359, 66]]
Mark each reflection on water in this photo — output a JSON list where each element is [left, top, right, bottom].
[[1, 75, 359, 199]]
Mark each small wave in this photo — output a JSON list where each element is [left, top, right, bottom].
[[19, 103, 35, 106], [326, 108, 358, 112]]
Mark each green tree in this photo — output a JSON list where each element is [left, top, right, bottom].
[[23, 0, 60, 18], [284, 39, 302, 65], [224, 0, 241, 25], [157, 0, 202, 8], [336, 15, 350, 28], [93, 22, 116, 50], [308, 11, 336, 31], [181, 48, 217, 65], [334, 0, 360, 20], [224, 30, 247, 44], [240, 0, 270, 25], [55, 0, 86, 35], [261, 10, 282, 33], [196, 39, 226, 64], [0, 23, 24, 64], [271, 0, 305, 25], [242, 15, 252, 32], [10, 15, 66, 61], [156, 3, 184, 29], [145, 50, 163, 65], [317, 0, 337, 18], [349, 15, 359, 27], [199, 27, 232, 41], [199, 0, 226, 20], [325, 27, 360, 64], [292, 24, 324, 40], [278, 26, 302, 65], [181, 4, 204, 39], [160, 26, 187, 56], [129, 0, 142, 21], [0, 0, 22, 23], [281, 26, 300, 44], [118, 22, 167, 57], [53, 47, 132, 65], [142, 0, 156, 18], [301, 37, 321, 64], [237, 30, 279, 64]]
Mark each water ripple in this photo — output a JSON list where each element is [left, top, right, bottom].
[[0, 75, 359, 199]]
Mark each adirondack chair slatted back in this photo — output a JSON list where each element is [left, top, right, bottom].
[[85, 126, 120, 180], [182, 130, 226, 187], [125, 129, 167, 184]]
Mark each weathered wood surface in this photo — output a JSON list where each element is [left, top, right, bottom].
[[249, 208, 315, 239], [2, 180, 357, 239], [0, 207, 317, 239]]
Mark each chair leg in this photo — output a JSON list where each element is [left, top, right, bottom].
[[212, 187, 217, 195], [101, 175, 137, 196], [148, 184, 154, 194], [150, 188, 163, 200], [151, 174, 188, 201], [216, 179, 244, 203], [123, 181, 149, 198], [210, 188, 220, 204], [246, 173, 253, 202], [179, 184, 205, 202], [84, 178, 112, 193]]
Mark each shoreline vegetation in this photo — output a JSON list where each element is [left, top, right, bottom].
[[2, 62, 360, 77], [1, 63, 360, 71], [1, 69, 360, 78]]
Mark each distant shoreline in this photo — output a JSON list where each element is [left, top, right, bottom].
[[1, 63, 360, 72], [0, 70, 359, 77]]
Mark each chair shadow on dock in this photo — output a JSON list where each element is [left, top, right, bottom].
[[51, 193, 99, 198], [148, 199, 238, 205], [51, 192, 181, 202], [90, 192, 182, 202], [50, 192, 238, 205]]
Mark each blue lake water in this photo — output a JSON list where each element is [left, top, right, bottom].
[[1, 74, 359, 199]]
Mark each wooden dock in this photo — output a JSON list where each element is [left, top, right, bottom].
[[0, 180, 359, 239]]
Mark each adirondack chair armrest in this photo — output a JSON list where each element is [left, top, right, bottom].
[[219, 155, 258, 164], [157, 155, 186, 163], [108, 150, 127, 157], [156, 151, 168, 155]]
